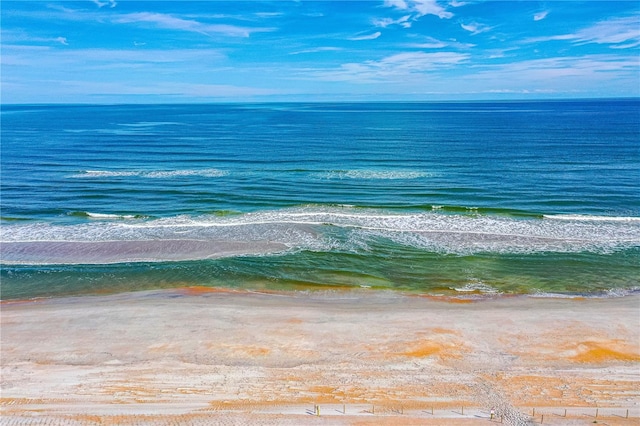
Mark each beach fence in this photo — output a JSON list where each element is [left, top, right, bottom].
[[303, 403, 635, 423], [526, 406, 633, 424]]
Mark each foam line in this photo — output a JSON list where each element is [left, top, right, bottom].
[[1, 240, 289, 265], [69, 169, 227, 179], [544, 214, 640, 222], [2, 207, 639, 264]]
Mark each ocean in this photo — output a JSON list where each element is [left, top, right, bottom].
[[1, 100, 639, 300]]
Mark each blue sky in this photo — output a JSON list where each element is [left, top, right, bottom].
[[2, 1, 639, 103]]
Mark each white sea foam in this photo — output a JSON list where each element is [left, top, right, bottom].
[[70, 169, 228, 179], [84, 212, 139, 220], [118, 122, 184, 127], [78, 170, 139, 177], [544, 214, 640, 222], [145, 169, 227, 178], [321, 170, 433, 180], [531, 287, 640, 299], [2, 207, 639, 264], [1, 240, 289, 265], [453, 281, 500, 294], [529, 292, 589, 299]]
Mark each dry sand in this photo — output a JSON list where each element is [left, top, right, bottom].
[[1, 288, 639, 425]]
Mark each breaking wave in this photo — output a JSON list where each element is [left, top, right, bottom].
[[2, 207, 639, 265], [69, 169, 228, 179], [68, 211, 148, 220], [320, 170, 434, 180], [543, 214, 640, 223]]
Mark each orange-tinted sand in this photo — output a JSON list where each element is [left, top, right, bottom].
[[1, 289, 638, 425]]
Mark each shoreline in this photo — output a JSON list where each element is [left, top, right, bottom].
[[2, 283, 639, 305], [2, 288, 639, 424]]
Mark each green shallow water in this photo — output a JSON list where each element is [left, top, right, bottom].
[[3, 248, 639, 300]]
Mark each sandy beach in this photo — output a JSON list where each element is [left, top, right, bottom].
[[1, 288, 639, 425]]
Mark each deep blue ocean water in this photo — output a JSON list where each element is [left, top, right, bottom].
[[1, 100, 639, 299]]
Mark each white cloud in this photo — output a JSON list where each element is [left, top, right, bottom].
[[2, 45, 226, 70], [29, 80, 278, 99], [403, 36, 474, 49], [460, 22, 492, 35], [0, 45, 52, 66], [384, 0, 453, 21], [610, 41, 640, 49], [533, 10, 549, 21], [1, 31, 70, 46], [405, 40, 447, 49], [0, 45, 261, 102], [384, 0, 409, 10], [382, 51, 467, 67], [484, 47, 519, 59], [575, 15, 640, 45], [525, 15, 640, 48], [290, 47, 342, 55], [373, 15, 412, 28], [113, 12, 274, 37], [412, 0, 453, 19], [349, 32, 382, 41], [469, 54, 640, 94], [254, 12, 284, 19], [10, 7, 276, 39], [92, 0, 117, 8], [312, 51, 469, 82]]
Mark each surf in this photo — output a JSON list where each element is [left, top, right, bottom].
[[69, 168, 228, 179], [2, 207, 639, 265]]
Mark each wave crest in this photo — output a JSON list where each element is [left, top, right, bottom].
[[321, 170, 434, 180], [2, 207, 639, 264], [68, 211, 147, 220], [69, 169, 228, 179]]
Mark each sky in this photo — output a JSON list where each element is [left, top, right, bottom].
[[1, 0, 639, 103]]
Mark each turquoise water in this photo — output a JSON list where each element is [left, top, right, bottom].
[[1, 100, 639, 299]]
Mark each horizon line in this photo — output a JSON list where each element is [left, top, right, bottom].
[[2, 96, 639, 107]]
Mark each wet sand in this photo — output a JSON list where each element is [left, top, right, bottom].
[[1, 288, 639, 425]]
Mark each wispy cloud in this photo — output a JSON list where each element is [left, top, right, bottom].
[[2, 45, 226, 69], [1, 30, 70, 46], [413, 0, 453, 19], [114, 12, 273, 37], [3, 1, 638, 102], [533, 10, 549, 21], [349, 32, 382, 41], [404, 40, 447, 49], [312, 51, 469, 82], [484, 46, 519, 59], [575, 15, 640, 46], [18, 80, 280, 100], [384, 0, 408, 9], [383, 0, 453, 21], [254, 12, 283, 19], [470, 54, 640, 92], [8, 7, 276, 39], [460, 21, 492, 35], [290, 46, 342, 55], [92, 0, 117, 8], [403, 36, 474, 49], [373, 15, 411, 28], [525, 15, 640, 48]]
